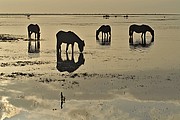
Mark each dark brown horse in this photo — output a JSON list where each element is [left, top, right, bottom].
[[96, 25, 111, 40], [27, 24, 40, 40], [129, 24, 154, 44], [56, 31, 85, 53]]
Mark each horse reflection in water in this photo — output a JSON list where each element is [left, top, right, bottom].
[[129, 37, 153, 49], [129, 24, 154, 45], [28, 40, 40, 53], [56, 52, 85, 73], [96, 25, 111, 40]]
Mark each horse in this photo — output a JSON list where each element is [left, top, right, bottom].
[[96, 25, 111, 40], [56, 51, 85, 73], [56, 31, 85, 53], [27, 24, 40, 40], [129, 24, 154, 44]]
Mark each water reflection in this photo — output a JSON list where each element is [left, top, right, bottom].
[[96, 36, 111, 46], [56, 51, 85, 73], [129, 37, 154, 49], [0, 96, 20, 120], [28, 40, 40, 53], [60, 92, 65, 109]]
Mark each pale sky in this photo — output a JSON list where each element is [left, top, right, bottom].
[[0, 0, 179, 14]]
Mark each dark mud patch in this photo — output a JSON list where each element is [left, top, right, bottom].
[[0, 34, 25, 41], [37, 78, 79, 89], [61, 73, 136, 80], [0, 72, 40, 79], [38, 78, 66, 83], [0, 60, 50, 67]]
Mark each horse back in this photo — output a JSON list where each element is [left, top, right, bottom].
[[99, 25, 111, 33], [56, 31, 81, 44], [28, 24, 40, 32]]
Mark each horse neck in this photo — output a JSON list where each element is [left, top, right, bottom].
[[74, 36, 83, 44], [148, 28, 153, 36], [97, 29, 100, 34]]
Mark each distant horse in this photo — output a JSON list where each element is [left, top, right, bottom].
[[56, 31, 85, 53], [28, 24, 40, 40], [96, 25, 111, 40], [129, 24, 154, 44], [56, 52, 85, 73]]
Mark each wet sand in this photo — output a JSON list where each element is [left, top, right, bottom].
[[1, 66, 180, 120], [0, 14, 180, 119]]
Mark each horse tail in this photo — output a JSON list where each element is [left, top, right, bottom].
[[129, 27, 131, 36], [129, 26, 133, 36], [27, 25, 31, 39], [56, 32, 60, 51]]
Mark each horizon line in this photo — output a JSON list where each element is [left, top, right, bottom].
[[0, 13, 180, 16]]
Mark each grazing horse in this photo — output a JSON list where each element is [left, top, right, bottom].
[[129, 24, 154, 44], [56, 31, 85, 53], [96, 25, 111, 40], [56, 52, 85, 73], [27, 24, 40, 40]]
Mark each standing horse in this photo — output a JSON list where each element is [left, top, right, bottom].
[[129, 24, 154, 44], [56, 31, 85, 53], [96, 25, 111, 40], [27, 24, 40, 40]]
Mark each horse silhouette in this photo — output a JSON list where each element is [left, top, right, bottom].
[[56, 52, 85, 73], [96, 25, 111, 40], [56, 31, 85, 53], [28, 40, 40, 53], [27, 24, 40, 40], [129, 24, 154, 45]]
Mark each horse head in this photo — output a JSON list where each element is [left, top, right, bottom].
[[78, 40, 85, 52], [129, 27, 133, 37]]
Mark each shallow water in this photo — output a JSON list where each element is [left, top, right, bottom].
[[0, 14, 180, 120], [1, 14, 180, 73]]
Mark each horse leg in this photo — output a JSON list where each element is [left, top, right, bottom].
[[34, 33, 36, 40], [28, 32, 31, 40], [66, 44, 69, 53], [57, 42, 61, 54], [102, 32, 103, 40], [71, 43, 74, 53], [144, 33, 146, 45], [141, 33, 144, 44]]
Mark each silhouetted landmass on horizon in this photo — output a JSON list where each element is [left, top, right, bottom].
[[0, 13, 179, 16]]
